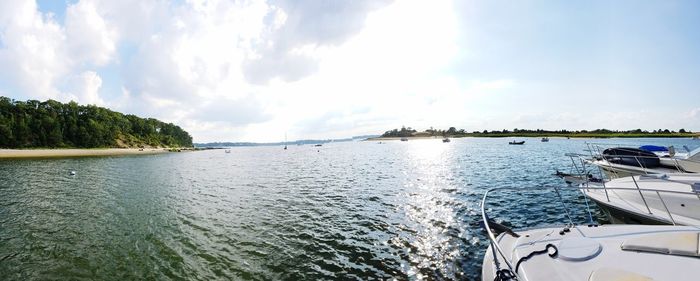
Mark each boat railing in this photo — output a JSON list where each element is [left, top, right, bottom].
[[583, 143, 687, 175], [564, 152, 612, 200], [586, 182, 700, 225], [481, 185, 700, 279], [564, 152, 700, 223]]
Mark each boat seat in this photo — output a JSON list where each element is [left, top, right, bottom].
[[621, 232, 700, 257], [588, 267, 654, 281]]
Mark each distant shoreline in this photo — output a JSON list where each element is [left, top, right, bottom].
[[366, 134, 699, 141], [0, 148, 172, 159], [366, 136, 442, 141]]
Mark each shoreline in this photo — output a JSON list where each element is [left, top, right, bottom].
[[367, 135, 699, 141], [366, 136, 442, 141], [0, 148, 171, 159]]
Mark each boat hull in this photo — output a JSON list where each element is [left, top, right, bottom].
[[602, 147, 660, 168], [588, 196, 670, 225], [579, 174, 700, 226], [678, 159, 700, 173], [589, 159, 682, 178]]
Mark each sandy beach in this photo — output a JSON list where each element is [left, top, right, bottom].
[[0, 148, 170, 159]]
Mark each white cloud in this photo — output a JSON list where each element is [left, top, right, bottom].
[[0, 0, 114, 103], [2, 0, 699, 142], [65, 71, 104, 105], [65, 0, 117, 66], [0, 1, 67, 100], [236, 0, 466, 141], [0, 0, 476, 142]]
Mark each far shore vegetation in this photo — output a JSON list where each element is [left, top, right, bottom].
[[380, 126, 697, 139], [0, 97, 193, 149]]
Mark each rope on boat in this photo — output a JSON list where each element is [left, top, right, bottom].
[[514, 244, 558, 273], [494, 268, 517, 281]]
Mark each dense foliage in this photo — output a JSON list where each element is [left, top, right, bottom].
[[0, 97, 193, 148], [382, 126, 418, 137]]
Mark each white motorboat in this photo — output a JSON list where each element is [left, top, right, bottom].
[[581, 143, 700, 178], [586, 158, 682, 178], [481, 187, 700, 281], [670, 147, 700, 173], [582, 174, 700, 225], [557, 154, 700, 225], [642, 145, 700, 174]]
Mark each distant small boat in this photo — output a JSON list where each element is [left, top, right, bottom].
[[314, 144, 322, 147], [442, 138, 450, 143], [508, 140, 525, 145], [400, 137, 408, 142], [69, 171, 76, 176], [225, 149, 231, 153], [541, 137, 549, 142]]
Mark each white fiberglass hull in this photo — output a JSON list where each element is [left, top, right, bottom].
[[482, 224, 700, 281], [677, 159, 700, 173], [588, 159, 685, 178], [582, 174, 700, 226]]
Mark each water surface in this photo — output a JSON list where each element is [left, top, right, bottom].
[[1, 138, 697, 280]]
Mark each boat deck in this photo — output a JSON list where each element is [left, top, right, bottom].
[[483, 225, 700, 281]]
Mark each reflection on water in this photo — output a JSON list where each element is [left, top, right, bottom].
[[402, 141, 464, 279], [0, 138, 697, 280]]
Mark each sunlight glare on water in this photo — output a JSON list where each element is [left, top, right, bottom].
[[1, 137, 698, 280]]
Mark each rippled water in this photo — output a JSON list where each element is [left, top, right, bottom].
[[1, 138, 698, 280]]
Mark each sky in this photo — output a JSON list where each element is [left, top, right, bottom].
[[0, 0, 699, 142]]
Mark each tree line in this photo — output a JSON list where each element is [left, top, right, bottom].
[[382, 127, 418, 137], [381, 126, 695, 138], [0, 97, 193, 148]]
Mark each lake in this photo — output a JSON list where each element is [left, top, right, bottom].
[[1, 137, 698, 280]]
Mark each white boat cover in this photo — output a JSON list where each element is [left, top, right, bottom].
[[621, 232, 700, 257]]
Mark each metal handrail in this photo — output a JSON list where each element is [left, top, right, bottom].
[[630, 176, 653, 214], [565, 152, 610, 200], [481, 187, 527, 280], [584, 143, 689, 174], [481, 185, 700, 277], [655, 191, 676, 225], [585, 184, 700, 224]]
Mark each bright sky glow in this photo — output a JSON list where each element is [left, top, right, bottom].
[[1, 0, 699, 142]]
